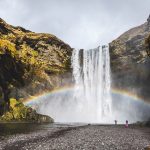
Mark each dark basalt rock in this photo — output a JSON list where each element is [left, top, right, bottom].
[[146, 34, 150, 56], [109, 15, 150, 102], [134, 120, 150, 127]]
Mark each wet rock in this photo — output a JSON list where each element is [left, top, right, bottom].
[[134, 120, 150, 127]]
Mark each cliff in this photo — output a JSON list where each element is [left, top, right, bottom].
[[110, 15, 150, 101], [0, 18, 72, 115]]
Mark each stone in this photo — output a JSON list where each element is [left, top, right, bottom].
[[145, 146, 150, 150], [0, 98, 54, 123]]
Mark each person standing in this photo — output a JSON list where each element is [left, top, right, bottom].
[[125, 120, 128, 128]]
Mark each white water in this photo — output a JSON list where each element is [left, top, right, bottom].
[[26, 46, 150, 123], [71, 46, 112, 123]]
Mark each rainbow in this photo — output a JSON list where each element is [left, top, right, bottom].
[[23, 86, 74, 105], [23, 86, 150, 106]]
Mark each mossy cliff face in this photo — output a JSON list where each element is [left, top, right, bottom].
[[0, 98, 53, 123], [0, 18, 72, 115], [109, 16, 150, 101]]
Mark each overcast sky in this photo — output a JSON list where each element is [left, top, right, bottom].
[[0, 0, 150, 49]]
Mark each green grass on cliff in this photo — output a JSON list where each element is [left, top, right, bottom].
[[0, 39, 39, 66], [0, 98, 54, 123], [0, 98, 30, 121]]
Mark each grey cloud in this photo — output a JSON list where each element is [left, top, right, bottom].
[[0, 0, 150, 49]]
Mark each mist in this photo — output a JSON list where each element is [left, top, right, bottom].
[[26, 89, 150, 123]]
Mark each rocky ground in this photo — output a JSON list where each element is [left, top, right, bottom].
[[0, 125, 149, 150]]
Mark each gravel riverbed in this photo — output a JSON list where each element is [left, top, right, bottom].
[[0, 125, 150, 150]]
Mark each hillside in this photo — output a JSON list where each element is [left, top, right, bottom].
[[110, 15, 150, 101], [0, 18, 72, 115]]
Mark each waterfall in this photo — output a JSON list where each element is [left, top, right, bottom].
[[72, 46, 112, 122], [28, 45, 150, 124]]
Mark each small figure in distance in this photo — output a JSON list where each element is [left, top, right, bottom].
[[114, 120, 117, 125], [125, 120, 128, 128], [147, 14, 150, 25]]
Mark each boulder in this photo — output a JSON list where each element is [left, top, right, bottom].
[[0, 98, 54, 123], [145, 146, 150, 150]]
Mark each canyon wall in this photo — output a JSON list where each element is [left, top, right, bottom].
[[110, 16, 150, 102], [0, 18, 72, 114]]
